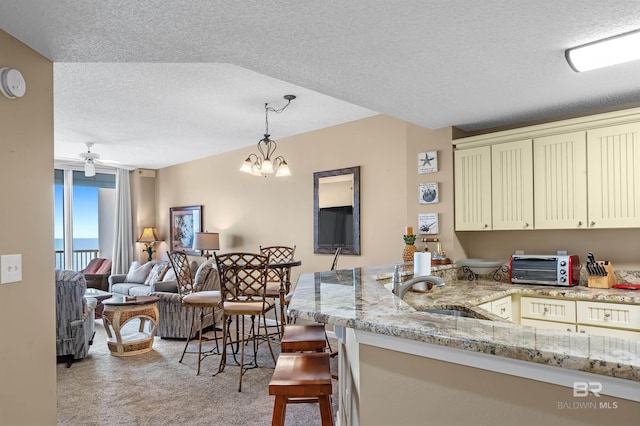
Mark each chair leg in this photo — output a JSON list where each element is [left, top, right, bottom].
[[238, 315, 246, 392], [180, 307, 198, 364], [196, 308, 205, 375], [318, 396, 335, 426], [271, 396, 287, 426], [261, 313, 277, 366], [217, 314, 229, 374]]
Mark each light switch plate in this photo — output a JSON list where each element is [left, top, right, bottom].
[[1, 254, 22, 284]]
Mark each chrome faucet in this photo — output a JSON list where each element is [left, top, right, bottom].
[[392, 263, 445, 299]]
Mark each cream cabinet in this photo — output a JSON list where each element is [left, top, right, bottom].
[[586, 123, 640, 228], [454, 146, 492, 230], [491, 140, 534, 230], [521, 318, 576, 332], [520, 297, 640, 339], [533, 131, 588, 229], [520, 296, 575, 323], [454, 108, 640, 230], [478, 295, 512, 321]]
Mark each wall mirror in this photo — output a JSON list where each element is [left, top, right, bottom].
[[314, 166, 360, 255]]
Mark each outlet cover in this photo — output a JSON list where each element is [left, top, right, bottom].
[[1, 254, 22, 284]]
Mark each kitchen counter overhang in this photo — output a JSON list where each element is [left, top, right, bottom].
[[287, 264, 640, 391]]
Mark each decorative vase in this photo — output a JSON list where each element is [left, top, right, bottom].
[[402, 234, 417, 263]]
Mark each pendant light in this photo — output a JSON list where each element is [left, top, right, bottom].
[[240, 95, 295, 177]]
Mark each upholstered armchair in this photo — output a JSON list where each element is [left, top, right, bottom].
[[151, 259, 222, 339], [55, 270, 97, 365], [81, 258, 112, 291]]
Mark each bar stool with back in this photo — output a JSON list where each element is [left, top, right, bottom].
[[260, 245, 296, 336], [167, 251, 222, 375], [214, 252, 277, 392]]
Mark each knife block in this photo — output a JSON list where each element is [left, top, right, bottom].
[[587, 261, 616, 288]]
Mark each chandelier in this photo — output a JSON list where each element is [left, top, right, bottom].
[[240, 95, 296, 177]]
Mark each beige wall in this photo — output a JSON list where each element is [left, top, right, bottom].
[[359, 344, 639, 426], [0, 30, 56, 425], [155, 115, 437, 280]]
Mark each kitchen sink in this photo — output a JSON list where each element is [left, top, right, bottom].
[[422, 308, 486, 319]]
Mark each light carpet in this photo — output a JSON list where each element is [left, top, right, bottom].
[[57, 318, 338, 426]]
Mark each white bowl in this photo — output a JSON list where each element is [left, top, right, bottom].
[[458, 258, 505, 275]]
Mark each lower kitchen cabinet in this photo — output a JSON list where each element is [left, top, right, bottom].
[[520, 296, 640, 339], [479, 295, 513, 321], [521, 318, 576, 332], [577, 325, 640, 340]]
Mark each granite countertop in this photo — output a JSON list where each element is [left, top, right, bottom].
[[287, 264, 640, 382]]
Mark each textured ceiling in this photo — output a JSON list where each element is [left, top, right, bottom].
[[1, 1, 640, 169]]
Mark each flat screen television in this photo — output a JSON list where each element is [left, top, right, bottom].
[[317, 205, 354, 247]]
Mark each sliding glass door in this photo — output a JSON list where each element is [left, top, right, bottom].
[[54, 169, 116, 270]]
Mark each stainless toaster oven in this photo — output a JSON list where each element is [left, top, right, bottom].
[[510, 254, 581, 286]]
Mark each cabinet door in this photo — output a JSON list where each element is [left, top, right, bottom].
[[587, 123, 640, 228], [521, 296, 576, 323], [577, 325, 640, 340], [491, 140, 534, 230], [533, 132, 588, 229], [576, 301, 640, 331], [521, 318, 576, 332], [454, 146, 492, 230], [491, 296, 512, 320]]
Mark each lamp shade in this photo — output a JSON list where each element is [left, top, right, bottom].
[[192, 232, 220, 251], [137, 227, 162, 243]]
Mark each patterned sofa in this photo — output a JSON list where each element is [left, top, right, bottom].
[[55, 270, 97, 364], [109, 259, 220, 339]]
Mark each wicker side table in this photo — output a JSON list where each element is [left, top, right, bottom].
[[102, 295, 159, 356]]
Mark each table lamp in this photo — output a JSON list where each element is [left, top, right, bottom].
[[137, 227, 162, 261], [192, 232, 220, 260]]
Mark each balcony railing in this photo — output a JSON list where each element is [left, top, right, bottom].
[[55, 249, 100, 271]]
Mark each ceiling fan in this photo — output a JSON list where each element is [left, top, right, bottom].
[[80, 142, 100, 177], [55, 142, 130, 177]]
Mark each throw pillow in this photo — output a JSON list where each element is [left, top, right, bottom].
[[193, 260, 214, 291], [126, 261, 154, 283], [162, 267, 177, 282], [144, 263, 169, 286]]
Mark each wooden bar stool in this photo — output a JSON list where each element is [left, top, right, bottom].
[[269, 352, 334, 426], [281, 324, 327, 353]]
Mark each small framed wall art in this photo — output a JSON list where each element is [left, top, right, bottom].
[[419, 182, 439, 204], [417, 150, 438, 174], [418, 213, 439, 235], [169, 205, 202, 255]]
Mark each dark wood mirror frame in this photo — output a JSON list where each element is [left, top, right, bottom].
[[313, 166, 360, 255]]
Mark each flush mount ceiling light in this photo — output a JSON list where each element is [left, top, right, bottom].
[[240, 95, 296, 177], [565, 29, 640, 72], [80, 142, 100, 177]]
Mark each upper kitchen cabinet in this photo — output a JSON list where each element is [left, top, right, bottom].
[[533, 131, 588, 229], [491, 139, 533, 230], [454, 107, 640, 231], [586, 123, 640, 228], [454, 146, 492, 230]]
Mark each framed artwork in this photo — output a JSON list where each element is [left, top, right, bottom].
[[169, 205, 202, 255], [418, 213, 439, 235], [417, 150, 438, 174], [419, 182, 439, 204]]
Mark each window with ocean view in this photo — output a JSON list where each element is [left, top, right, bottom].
[[55, 169, 116, 270]]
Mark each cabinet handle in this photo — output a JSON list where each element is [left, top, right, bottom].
[[590, 221, 596, 226], [604, 313, 611, 319], [483, 224, 489, 228], [578, 221, 583, 227], [543, 307, 549, 314], [579, 329, 585, 333], [524, 223, 530, 228]]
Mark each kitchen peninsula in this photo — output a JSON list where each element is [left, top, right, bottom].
[[288, 264, 640, 426]]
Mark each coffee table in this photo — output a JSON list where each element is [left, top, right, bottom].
[[84, 287, 112, 319], [102, 295, 159, 356]]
